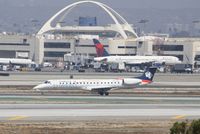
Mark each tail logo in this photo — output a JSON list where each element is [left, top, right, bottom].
[[145, 71, 153, 79], [93, 39, 109, 57], [96, 43, 104, 57]]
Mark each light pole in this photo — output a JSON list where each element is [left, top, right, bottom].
[[74, 19, 80, 69], [138, 19, 149, 56], [31, 19, 39, 34], [192, 20, 200, 37], [74, 19, 80, 36], [74, 37, 80, 69], [138, 19, 149, 35]]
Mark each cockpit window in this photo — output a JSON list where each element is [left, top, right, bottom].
[[44, 81, 51, 84]]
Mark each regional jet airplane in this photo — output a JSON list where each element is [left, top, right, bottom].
[[93, 39, 181, 65], [33, 67, 157, 96]]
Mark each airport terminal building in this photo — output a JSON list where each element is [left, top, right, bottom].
[[1, 33, 200, 66], [1, 1, 200, 67]]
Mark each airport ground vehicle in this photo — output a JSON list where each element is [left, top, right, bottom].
[[93, 62, 108, 72], [171, 64, 193, 73], [109, 63, 125, 72]]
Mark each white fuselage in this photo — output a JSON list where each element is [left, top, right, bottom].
[[0, 58, 34, 65], [33, 78, 143, 91], [94, 55, 181, 65]]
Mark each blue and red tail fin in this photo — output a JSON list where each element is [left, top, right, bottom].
[[93, 39, 109, 57], [137, 67, 157, 84]]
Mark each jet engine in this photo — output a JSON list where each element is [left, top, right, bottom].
[[123, 78, 141, 85]]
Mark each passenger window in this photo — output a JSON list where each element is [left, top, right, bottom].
[[44, 81, 50, 84]]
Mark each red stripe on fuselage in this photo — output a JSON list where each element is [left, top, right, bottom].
[[141, 80, 152, 84]]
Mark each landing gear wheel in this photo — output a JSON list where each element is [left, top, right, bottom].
[[105, 92, 109, 96], [99, 91, 104, 96]]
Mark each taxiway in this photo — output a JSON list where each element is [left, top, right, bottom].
[[0, 96, 199, 121]]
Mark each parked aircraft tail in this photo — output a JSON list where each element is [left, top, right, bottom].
[[93, 39, 109, 57]]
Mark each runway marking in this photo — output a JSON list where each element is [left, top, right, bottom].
[[172, 115, 186, 120], [8, 116, 28, 121]]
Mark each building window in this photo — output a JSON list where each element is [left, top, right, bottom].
[[77, 45, 108, 48], [44, 52, 68, 57], [195, 55, 200, 61], [138, 41, 143, 45], [23, 39, 27, 44], [79, 17, 97, 26], [44, 42, 71, 48], [153, 45, 184, 51], [118, 46, 136, 49], [0, 50, 16, 58], [0, 43, 29, 46]]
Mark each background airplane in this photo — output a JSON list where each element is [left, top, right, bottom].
[[33, 67, 157, 96], [0, 58, 35, 65], [93, 39, 181, 65]]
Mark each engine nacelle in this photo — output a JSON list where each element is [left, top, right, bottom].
[[123, 78, 141, 85], [94, 57, 108, 62]]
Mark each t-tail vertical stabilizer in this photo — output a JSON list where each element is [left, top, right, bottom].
[[137, 67, 157, 85]]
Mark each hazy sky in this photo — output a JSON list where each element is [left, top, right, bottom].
[[0, 0, 200, 34], [0, 0, 200, 9]]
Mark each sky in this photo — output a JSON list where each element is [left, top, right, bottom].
[[0, 0, 200, 9], [0, 0, 200, 34]]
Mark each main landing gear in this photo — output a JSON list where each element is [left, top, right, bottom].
[[98, 91, 109, 96]]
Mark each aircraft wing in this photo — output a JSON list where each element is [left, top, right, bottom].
[[81, 86, 113, 91], [125, 60, 156, 64]]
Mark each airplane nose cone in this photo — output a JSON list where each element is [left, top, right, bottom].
[[33, 85, 40, 90], [33, 84, 45, 90], [176, 60, 182, 64]]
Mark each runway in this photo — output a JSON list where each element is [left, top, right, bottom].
[[0, 72, 200, 122], [0, 96, 200, 121]]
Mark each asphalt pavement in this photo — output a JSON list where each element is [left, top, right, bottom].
[[0, 96, 199, 121]]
